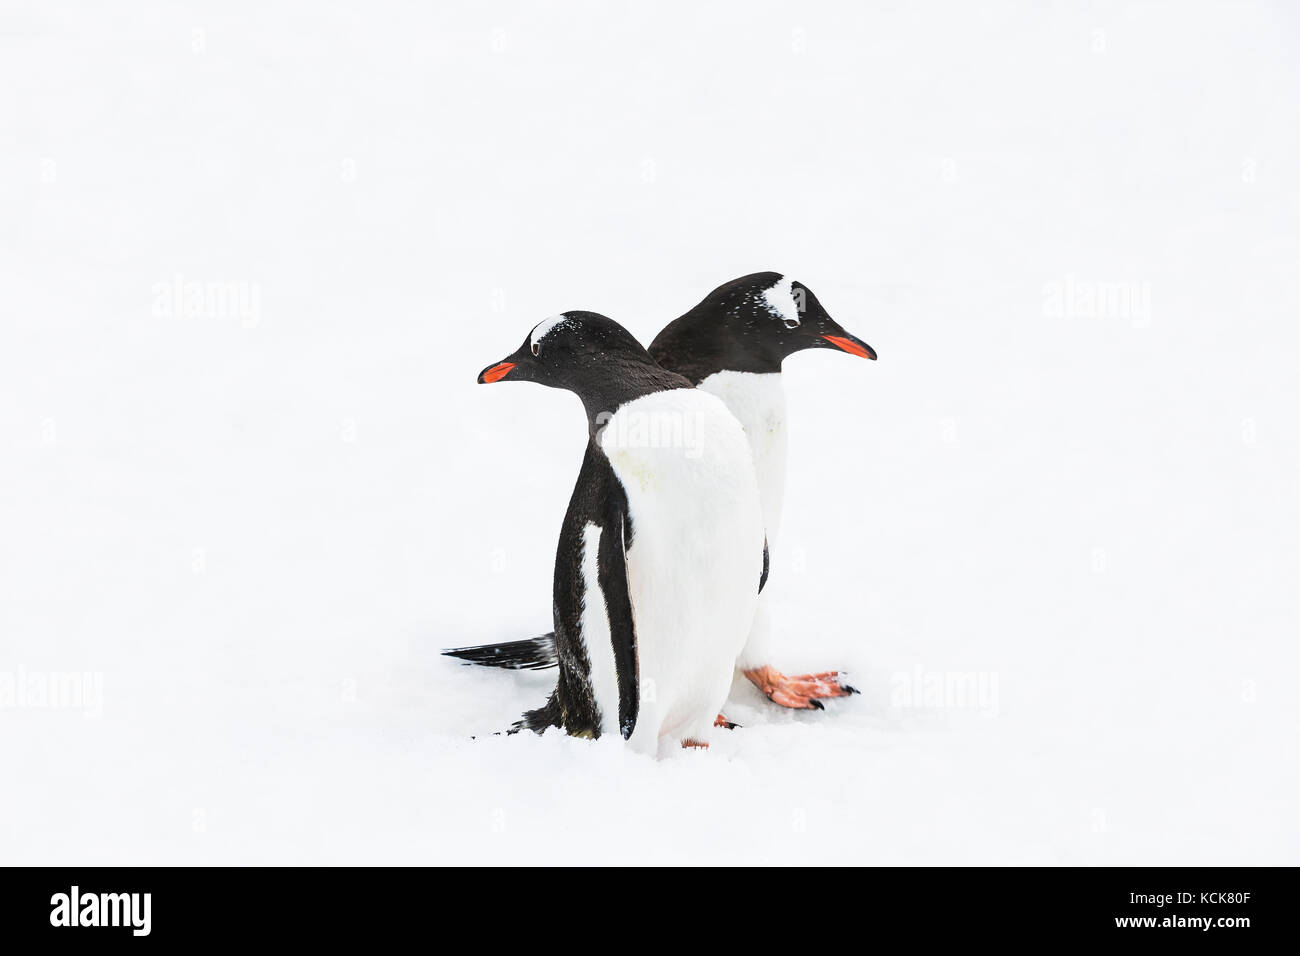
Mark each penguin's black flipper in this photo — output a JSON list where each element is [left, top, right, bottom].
[[442, 634, 558, 670], [598, 498, 639, 739], [539, 446, 642, 739]]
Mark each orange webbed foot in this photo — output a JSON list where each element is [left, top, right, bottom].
[[743, 665, 858, 710]]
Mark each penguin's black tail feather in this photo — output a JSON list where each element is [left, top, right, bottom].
[[508, 692, 562, 735], [443, 633, 559, 670]]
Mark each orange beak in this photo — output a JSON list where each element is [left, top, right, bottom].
[[822, 335, 877, 360], [479, 361, 516, 383]]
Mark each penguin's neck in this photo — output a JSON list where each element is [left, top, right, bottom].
[[695, 369, 788, 541], [649, 328, 784, 385], [576, 357, 692, 439]]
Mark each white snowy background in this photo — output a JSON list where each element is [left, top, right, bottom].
[[2, 1, 1297, 865]]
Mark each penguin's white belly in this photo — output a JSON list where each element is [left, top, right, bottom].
[[599, 389, 765, 749], [697, 370, 789, 671], [697, 371, 788, 543]]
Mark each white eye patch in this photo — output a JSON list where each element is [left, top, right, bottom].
[[760, 276, 802, 328], [529, 313, 574, 354]]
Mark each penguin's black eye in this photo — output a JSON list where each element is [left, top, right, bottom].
[[783, 318, 800, 329], [532, 343, 540, 356]]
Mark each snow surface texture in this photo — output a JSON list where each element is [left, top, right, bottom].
[[2, 1, 1297, 865]]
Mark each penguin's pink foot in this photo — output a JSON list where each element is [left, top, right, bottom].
[[743, 666, 858, 710], [714, 713, 739, 730], [682, 738, 709, 750]]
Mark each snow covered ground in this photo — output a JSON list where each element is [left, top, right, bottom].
[[2, 1, 1297, 865]]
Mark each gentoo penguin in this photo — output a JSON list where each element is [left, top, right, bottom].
[[476, 311, 767, 752], [650, 272, 876, 708], [449, 273, 875, 711]]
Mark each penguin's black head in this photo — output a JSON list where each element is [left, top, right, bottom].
[[478, 312, 687, 418], [648, 272, 877, 383]]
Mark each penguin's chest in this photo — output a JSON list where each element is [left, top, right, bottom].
[[599, 391, 765, 715], [696, 370, 788, 541]]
